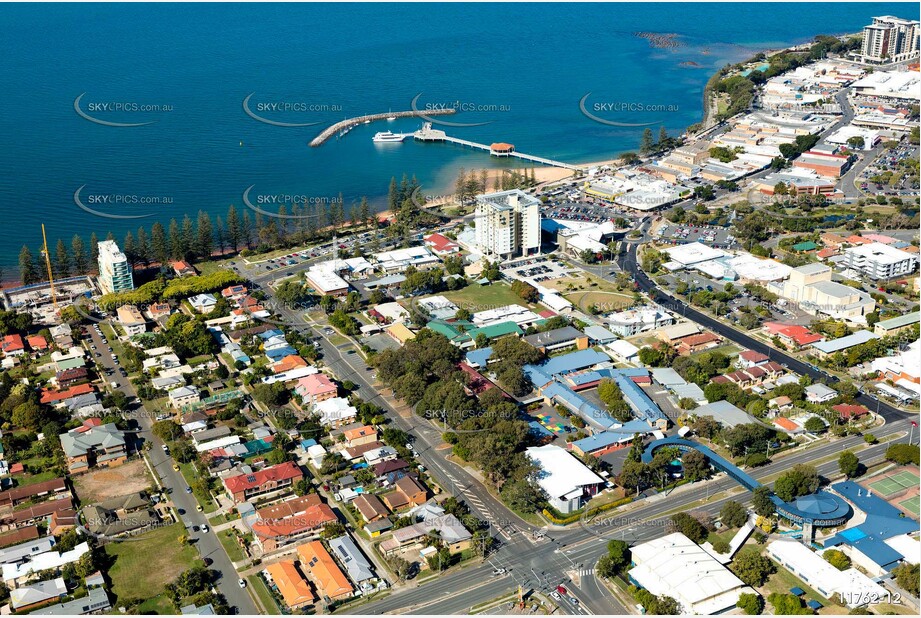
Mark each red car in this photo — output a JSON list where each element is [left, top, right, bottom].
[[557, 585, 567, 595]]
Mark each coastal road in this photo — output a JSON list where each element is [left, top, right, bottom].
[[84, 324, 259, 615]]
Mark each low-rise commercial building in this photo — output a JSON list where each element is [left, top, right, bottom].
[[526, 445, 604, 514], [629, 532, 753, 614], [766, 540, 887, 608]]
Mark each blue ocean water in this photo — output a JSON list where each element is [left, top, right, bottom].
[[0, 2, 910, 272]]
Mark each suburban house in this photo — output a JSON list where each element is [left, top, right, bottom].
[[342, 425, 377, 448], [296, 540, 353, 602], [169, 385, 201, 409], [58, 421, 128, 474], [380, 475, 427, 512], [116, 305, 147, 336], [222, 461, 303, 503], [0, 478, 69, 509], [171, 260, 197, 277], [188, 293, 218, 313], [353, 494, 390, 523], [763, 322, 826, 348], [250, 494, 337, 553], [736, 350, 770, 369], [378, 506, 472, 557], [264, 560, 316, 610], [295, 373, 338, 405], [675, 332, 722, 355]]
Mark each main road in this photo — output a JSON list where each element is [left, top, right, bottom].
[[84, 324, 259, 615], [247, 233, 917, 615], [617, 238, 913, 424]]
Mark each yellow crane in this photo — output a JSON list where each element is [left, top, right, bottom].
[[40, 224, 58, 310]]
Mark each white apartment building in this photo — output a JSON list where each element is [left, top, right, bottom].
[[606, 307, 674, 337], [97, 240, 134, 295], [861, 16, 920, 63], [844, 242, 919, 280], [473, 189, 541, 259]]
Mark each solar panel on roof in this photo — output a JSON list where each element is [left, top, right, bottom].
[[246, 475, 257, 483]]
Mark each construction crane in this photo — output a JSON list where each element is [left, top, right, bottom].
[[40, 224, 58, 309]]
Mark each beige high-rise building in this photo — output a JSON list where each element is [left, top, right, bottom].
[[861, 16, 920, 63], [473, 189, 541, 259]]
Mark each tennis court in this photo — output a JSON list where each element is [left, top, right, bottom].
[[869, 470, 920, 497], [899, 495, 920, 517]]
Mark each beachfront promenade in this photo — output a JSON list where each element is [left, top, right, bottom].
[[308, 109, 456, 146]]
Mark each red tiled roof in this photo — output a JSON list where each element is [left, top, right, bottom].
[[679, 333, 721, 346], [273, 355, 309, 374], [764, 323, 824, 346], [739, 350, 769, 363], [832, 404, 869, 419], [40, 383, 94, 404], [773, 417, 799, 431], [26, 335, 48, 350], [424, 233, 459, 253], [1, 334, 25, 353], [223, 461, 302, 494]]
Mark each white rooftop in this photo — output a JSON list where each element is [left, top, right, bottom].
[[664, 242, 729, 266], [630, 532, 750, 615], [526, 445, 603, 501]]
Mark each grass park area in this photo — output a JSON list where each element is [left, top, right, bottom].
[[441, 282, 528, 313], [105, 523, 201, 609]]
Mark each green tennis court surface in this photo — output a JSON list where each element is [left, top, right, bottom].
[[869, 470, 920, 497], [899, 495, 920, 517]]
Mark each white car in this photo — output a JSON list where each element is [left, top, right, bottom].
[[238, 578, 247, 588], [201, 524, 209, 533], [550, 592, 561, 600]]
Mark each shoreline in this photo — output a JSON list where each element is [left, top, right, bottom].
[[0, 33, 869, 285]]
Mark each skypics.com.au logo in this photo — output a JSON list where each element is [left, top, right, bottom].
[[74, 185, 172, 220], [242, 93, 342, 127], [409, 93, 511, 127], [579, 92, 678, 127], [74, 93, 172, 127], [242, 185, 340, 220]]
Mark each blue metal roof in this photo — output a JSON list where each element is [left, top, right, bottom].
[[528, 421, 554, 438], [535, 349, 610, 376], [465, 347, 493, 368], [608, 369, 667, 424], [823, 481, 920, 569], [265, 345, 297, 361], [571, 422, 656, 453], [258, 329, 284, 340], [542, 382, 617, 430]]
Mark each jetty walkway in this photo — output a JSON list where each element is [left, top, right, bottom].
[[309, 109, 456, 146]]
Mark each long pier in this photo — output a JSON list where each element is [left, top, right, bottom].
[[309, 109, 457, 147], [413, 123, 583, 171]]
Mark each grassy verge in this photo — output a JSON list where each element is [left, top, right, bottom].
[[247, 575, 281, 615], [178, 461, 218, 513], [218, 529, 249, 563]]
